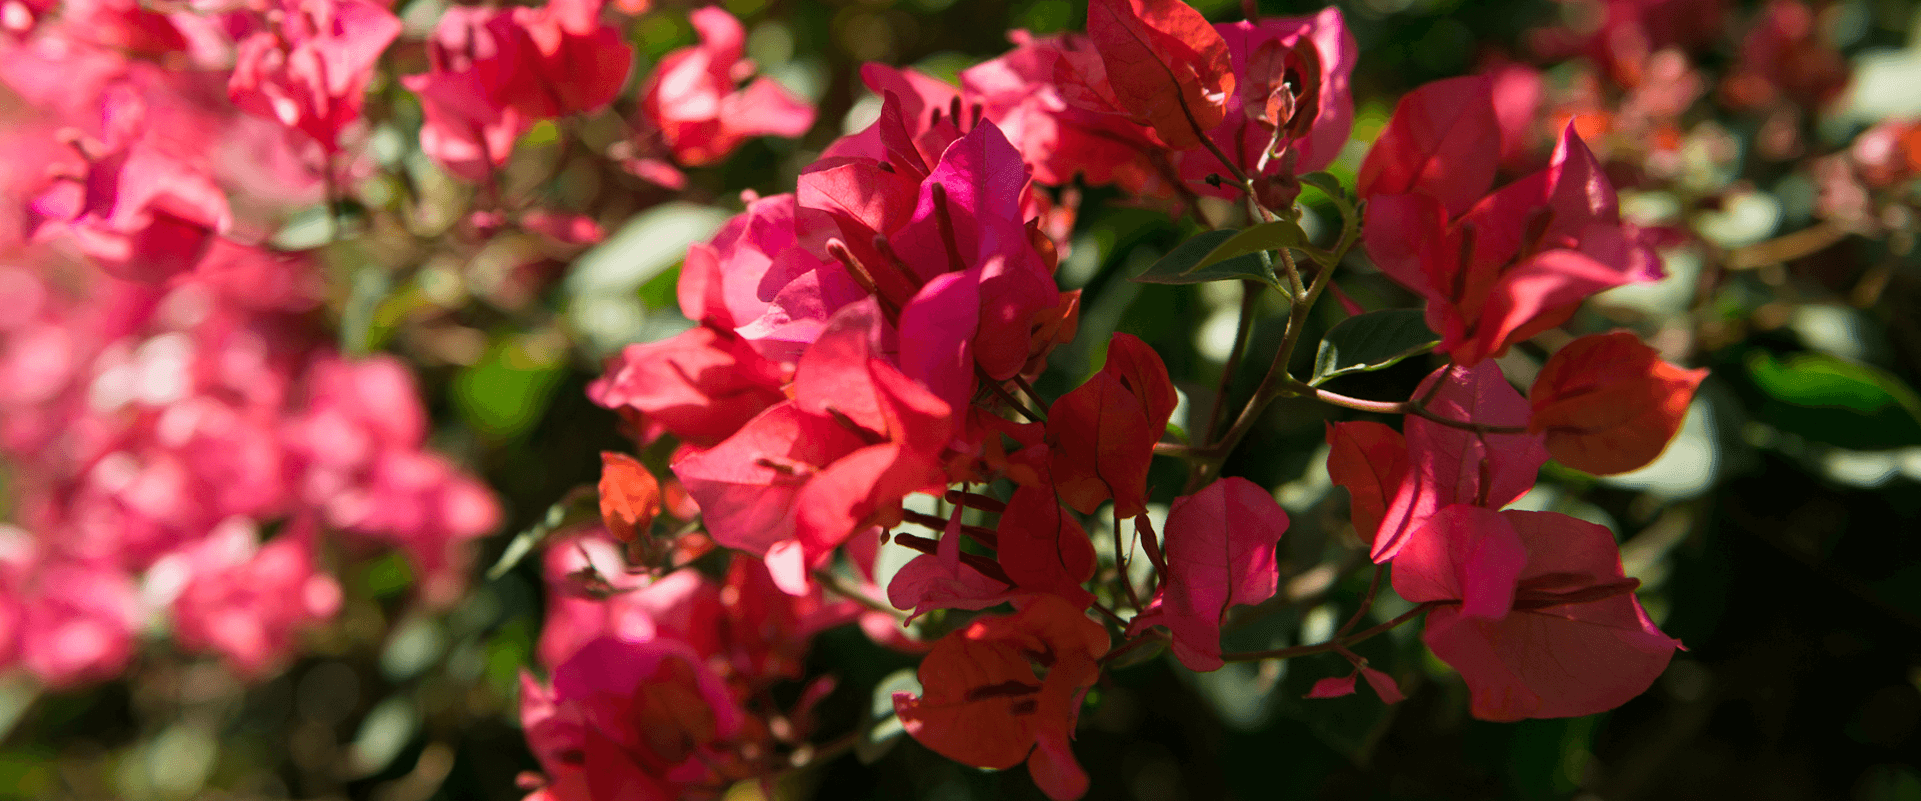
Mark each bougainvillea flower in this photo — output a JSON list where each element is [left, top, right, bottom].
[[1047, 332, 1176, 517], [228, 0, 402, 153], [161, 518, 342, 679], [1529, 331, 1708, 475], [1392, 506, 1681, 720], [32, 120, 232, 282], [1085, 0, 1233, 151], [15, 558, 141, 687], [1127, 477, 1288, 671], [500, 0, 634, 119], [1358, 75, 1501, 217], [995, 482, 1098, 609], [639, 6, 814, 167], [1177, 8, 1356, 190], [522, 637, 755, 801], [1364, 120, 1664, 365], [1325, 420, 1408, 542], [895, 595, 1109, 801], [680, 193, 863, 363], [960, 32, 1160, 191], [401, 65, 529, 183], [673, 301, 951, 593], [587, 324, 788, 448], [1373, 363, 1547, 563], [534, 532, 722, 669], [892, 122, 1061, 409]]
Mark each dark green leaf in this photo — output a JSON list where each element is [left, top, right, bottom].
[[1310, 310, 1440, 385], [1746, 350, 1921, 449], [1192, 220, 1308, 271], [1132, 229, 1279, 286]]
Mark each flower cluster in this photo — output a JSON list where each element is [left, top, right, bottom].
[[562, 0, 1714, 797], [0, 0, 813, 688]]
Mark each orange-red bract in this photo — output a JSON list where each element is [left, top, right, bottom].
[[1086, 0, 1235, 151], [894, 595, 1110, 800], [1325, 421, 1407, 542], [1528, 331, 1707, 475], [598, 452, 660, 544], [1046, 333, 1176, 518]]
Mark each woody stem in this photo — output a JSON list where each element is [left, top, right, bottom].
[[1203, 280, 1261, 446], [1190, 259, 1333, 488], [1282, 380, 1530, 435], [1219, 601, 1438, 663]]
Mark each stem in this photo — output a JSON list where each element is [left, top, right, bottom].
[[1111, 507, 1142, 611], [1203, 281, 1261, 445], [1221, 601, 1437, 663], [1089, 600, 1127, 627], [1192, 261, 1334, 487], [1285, 381, 1529, 434], [978, 368, 1046, 423], [813, 570, 905, 620], [1336, 565, 1384, 638]]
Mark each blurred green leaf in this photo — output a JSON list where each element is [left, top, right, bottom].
[[1310, 310, 1439, 386], [1192, 220, 1306, 272], [1133, 229, 1279, 287], [452, 340, 567, 442], [1745, 350, 1921, 448], [636, 263, 683, 311]]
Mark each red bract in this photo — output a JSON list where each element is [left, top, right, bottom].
[[521, 638, 757, 801], [228, 0, 401, 153], [160, 518, 342, 679], [501, 0, 633, 118], [638, 7, 815, 167], [1373, 363, 1547, 563], [963, 32, 1161, 191], [30, 99, 232, 282], [587, 324, 788, 448], [1325, 420, 1408, 542], [1529, 331, 1708, 475], [1358, 75, 1501, 217], [1127, 477, 1288, 672], [1046, 332, 1176, 518], [680, 193, 862, 363], [894, 595, 1109, 801], [673, 300, 951, 593], [1392, 507, 1681, 721], [1085, 0, 1234, 151], [995, 483, 1098, 609], [1364, 120, 1663, 365], [1177, 9, 1356, 191]]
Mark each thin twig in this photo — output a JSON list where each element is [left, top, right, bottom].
[[1220, 601, 1437, 663]]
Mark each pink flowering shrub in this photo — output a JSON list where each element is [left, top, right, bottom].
[[0, 0, 1913, 797]]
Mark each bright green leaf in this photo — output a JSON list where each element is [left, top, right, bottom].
[[1310, 310, 1440, 385]]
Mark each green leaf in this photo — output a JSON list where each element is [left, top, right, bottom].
[[1310, 310, 1440, 385], [452, 337, 568, 442], [1191, 220, 1307, 271], [1746, 350, 1921, 449], [1132, 229, 1279, 287]]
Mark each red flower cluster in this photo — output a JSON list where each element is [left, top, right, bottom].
[[575, 0, 1705, 796]]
